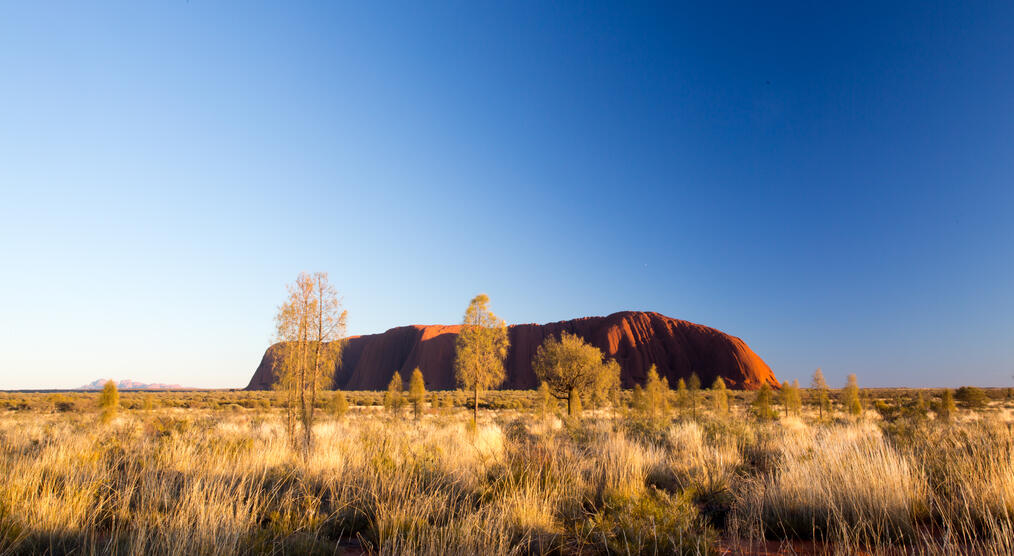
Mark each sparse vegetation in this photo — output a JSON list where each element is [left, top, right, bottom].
[[272, 271, 347, 460], [453, 294, 509, 426], [531, 332, 620, 417], [0, 386, 1011, 554], [384, 371, 405, 415], [843, 373, 863, 417], [751, 382, 777, 421], [710, 377, 729, 416], [408, 367, 427, 420], [955, 385, 989, 409], [811, 368, 829, 419], [98, 380, 119, 423], [936, 388, 958, 421]]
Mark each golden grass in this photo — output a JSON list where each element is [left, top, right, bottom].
[[0, 397, 1013, 554]]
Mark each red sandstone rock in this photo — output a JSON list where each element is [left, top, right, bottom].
[[246, 311, 779, 391]]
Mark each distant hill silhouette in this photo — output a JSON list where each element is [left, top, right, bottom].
[[247, 311, 778, 391], [78, 379, 190, 390]]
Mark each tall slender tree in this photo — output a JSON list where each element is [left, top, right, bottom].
[[789, 379, 803, 416], [778, 381, 791, 417], [674, 378, 689, 417], [274, 272, 347, 461], [408, 367, 427, 420], [643, 365, 669, 420], [711, 377, 729, 416], [687, 372, 701, 419], [810, 368, 829, 419], [384, 371, 405, 415], [631, 383, 646, 413], [453, 294, 509, 426], [843, 374, 862, 417], [752, 382, 776, 421]]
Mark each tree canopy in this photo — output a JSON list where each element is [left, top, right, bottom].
[[532, 332, 620, 416], [454, 294, 509, 425], [274, 271, 347, 460]]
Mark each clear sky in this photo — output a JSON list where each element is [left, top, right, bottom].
[[1, 2, 1011, 389]]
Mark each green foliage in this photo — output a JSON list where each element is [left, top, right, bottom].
[[272, 271, 348, 460], [710, 377, 729, 416], [454, 294, 509, 425], [955, 386, 989, 409], [537, 381, 554, 419], [51, 395, 77, 413], [935, 389, 957, 422], [532, 332, 619, 416], [778, 380, 803, 417], [687, 372, 701, 419], [810, 368, 830, 419], [641, 366, 669, 421], [584, 487, 716, 555], [383, 372, 405, 415], [910, 392, 929, 420], [408, 368, 426, 420], [98, 380, 119, 423], [631, 384, 646, 413], [674, 378, 689, 416], [328, 391, 349, 420], [843, 374, 862, 417], [751, 383, 777, 421], [789, 379, 803, 416]]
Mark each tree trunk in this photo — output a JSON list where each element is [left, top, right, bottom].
[[568, 388, 575, 416], [473, 385, 479, 427]]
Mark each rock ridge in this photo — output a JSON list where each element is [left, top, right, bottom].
[[246, 311, 778, 391]]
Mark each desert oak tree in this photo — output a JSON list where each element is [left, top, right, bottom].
[[274, 272, 347, 461], [453, 294, 509, 426], [409, 367, 426, 420], [531, 332, 620, 417]]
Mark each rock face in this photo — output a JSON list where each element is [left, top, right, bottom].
[[246, 311, 778, 391]]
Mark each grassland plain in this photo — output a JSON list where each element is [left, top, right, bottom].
[[0, 389, 1012, 555]]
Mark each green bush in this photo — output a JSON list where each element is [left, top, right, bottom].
[[955, 386, 989, 409], [583, 487, 716, 555]]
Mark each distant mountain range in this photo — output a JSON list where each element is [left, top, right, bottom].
[[78, 379, 190, 391]]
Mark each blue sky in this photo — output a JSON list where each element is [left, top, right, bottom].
[[1, 2, 1011, 389]]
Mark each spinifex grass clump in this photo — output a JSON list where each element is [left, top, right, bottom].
[[755, 423, 928, 545], [0, 389, 1012, 554], [903, 419, 1014, 543]]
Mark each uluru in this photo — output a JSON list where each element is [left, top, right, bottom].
[[247, 311, 778, 391]]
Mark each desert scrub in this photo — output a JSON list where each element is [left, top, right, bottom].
[[581, 486, 717, 555], [0, 396, 1013, 554], [745, 422, 928, 545], [905, 418, 1014, 543]]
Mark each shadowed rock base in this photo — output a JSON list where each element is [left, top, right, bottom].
[[246, 311, 779, 391]]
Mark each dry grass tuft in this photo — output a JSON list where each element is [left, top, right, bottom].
[[1, 393, 1013, 554]]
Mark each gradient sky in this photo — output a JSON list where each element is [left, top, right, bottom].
[[1, 2, 1012, 389]]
